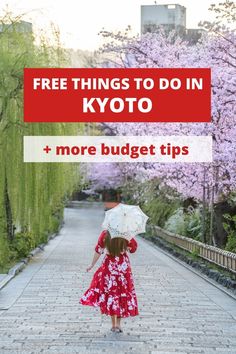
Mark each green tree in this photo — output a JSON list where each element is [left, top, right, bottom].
[[0, 12, 84, 269]]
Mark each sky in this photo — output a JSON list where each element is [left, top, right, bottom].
[[0, 0, 223, 50]]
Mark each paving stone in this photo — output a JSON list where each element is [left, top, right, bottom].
[[0, 202, 236, 354]]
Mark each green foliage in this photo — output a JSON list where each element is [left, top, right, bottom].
[[191, 247, 200, 259], [184, 208, 202, 241], [165, 208, 186, 234], [121, 179, 181, 228], [143, 194, 180, 228], [0, 12, 84, 270], [10, 231, 35, 258], [165, 207, 202, 241], [0, 235, 12, 268], [121, 177, 205, 243], [223, 213, 236, 253]]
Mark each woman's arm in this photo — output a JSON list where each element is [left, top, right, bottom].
[[86, 251, 101, 272], [86, 230, 107, 271]]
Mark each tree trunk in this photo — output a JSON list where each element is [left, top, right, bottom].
[[214, 201, 236, 248]]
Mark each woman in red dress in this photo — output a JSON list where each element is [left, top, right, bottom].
[[79, 230, 139, 333]]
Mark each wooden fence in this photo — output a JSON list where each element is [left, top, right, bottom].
[[153, 225, 236, 274]]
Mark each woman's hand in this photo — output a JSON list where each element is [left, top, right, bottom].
[[86, 264, 93, 272], [86, 252, 101, 272]]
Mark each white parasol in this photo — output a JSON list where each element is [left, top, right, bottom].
[[102, 203, 149, 241]]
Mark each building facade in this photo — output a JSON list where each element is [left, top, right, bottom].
[[141, 4, 186, 36]]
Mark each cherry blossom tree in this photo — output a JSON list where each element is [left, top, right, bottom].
[[85, 163, 125, 191], [94, 4, 236, 204]]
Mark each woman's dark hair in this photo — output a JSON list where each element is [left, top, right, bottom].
[[104, 231, 128, 257]]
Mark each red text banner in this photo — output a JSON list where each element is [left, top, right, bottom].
[[24, 68, 211, 123]]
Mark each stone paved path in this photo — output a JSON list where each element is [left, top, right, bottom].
[[0, 202, 236, 354]]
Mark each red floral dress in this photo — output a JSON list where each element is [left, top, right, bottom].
[[79, 230, 139, 318]]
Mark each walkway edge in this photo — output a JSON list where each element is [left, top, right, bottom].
[[0, 226, 63, 292], [142, 236, 236, 301]]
